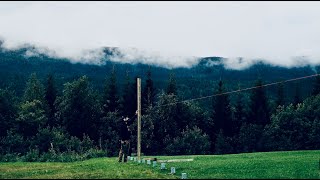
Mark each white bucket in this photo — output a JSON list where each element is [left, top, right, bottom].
[[181, 173, 187, 179], [171, 167, 176, 174], [161, 163, 166, 170]]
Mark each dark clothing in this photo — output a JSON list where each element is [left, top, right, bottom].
[[118, 116, 136, 162], [118, 140, 130, 162], [119, 117, 135, 140]]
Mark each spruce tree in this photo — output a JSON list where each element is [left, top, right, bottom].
[[212, 80, 232, 137], [142, 66, 156, 110], [293, 82, 301, 106], [166, 72, 177, 96], [103, 67, 119, 113], [311, 75, 320, 96], [45, 74, 57, 127], [120, 70, 132, 117], [23, 73, 45, 103], [276, 82, 285, 107], [248, 79, 270, 126], [0, 88, 17, 137], [233, 92, 245, 134]]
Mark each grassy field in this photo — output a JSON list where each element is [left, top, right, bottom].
[[0, 150, 319, 179]]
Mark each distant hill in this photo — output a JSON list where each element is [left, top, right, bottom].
[[0, 44, 318, 108]]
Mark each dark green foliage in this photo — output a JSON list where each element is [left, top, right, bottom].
[[139, 110, 155, 155], [128, 76, 138, 117], [119, 75, 137, 118], [233, 93, 246, 135], [263, 94, 320, 151], [248, 79, 270, 126], [80, 134, 94, 153], [293, 82, 301, 106], [45, 74, 57, 127], [1, 47, 320, 161], [238, 123, 264, 153], [0, 130, 25, 154], [211, 80, 233, 138], [0, 88, 17, 137], [56, 76, 99, 140], [16, 100, 48, 137], [34, 126, 69, 153], [23, 148, 40, 162], [23, 73, 45, 103], [276, 82, 285, 107], [166, 72, 177, 95], [214, 130, 234, 155], [119, 70, 133, 117], [165, 126, 211, 155], [152, 92, 179, 154], [311, 75, 320, 96], [308, 118, 320, 149], [263, 104, 311, 151], [142, 66, 156, 110], [103, 67, 120, 113], [98, 111, 120, 157]]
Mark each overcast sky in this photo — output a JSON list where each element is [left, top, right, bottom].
[[0, 1, 320, 68]]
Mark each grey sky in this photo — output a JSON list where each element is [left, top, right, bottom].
[[0, 1, 320, 68]]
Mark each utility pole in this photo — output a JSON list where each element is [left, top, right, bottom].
[[137, 78, 141, 160]]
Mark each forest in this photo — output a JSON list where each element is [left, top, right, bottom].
[[0, 45, 320, 162]]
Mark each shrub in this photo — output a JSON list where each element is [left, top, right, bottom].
[[0, 153, 22, 162], [165, 126, 211, 155], [22, 148, 40, 162]]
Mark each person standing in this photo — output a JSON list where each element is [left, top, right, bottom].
[[118, 111, 137, 162]]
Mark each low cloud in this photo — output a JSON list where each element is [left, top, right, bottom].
[[0, 2, 320, 69]]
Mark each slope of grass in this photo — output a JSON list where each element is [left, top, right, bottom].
[[0, 150, 319, 179], [0, 158, 175, 179], [150, 150, 320, 179]]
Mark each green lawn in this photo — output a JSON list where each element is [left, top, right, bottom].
[[0, 150, 319, 179]]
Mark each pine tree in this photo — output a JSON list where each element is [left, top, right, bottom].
[[0, 88, 17, 137], [23, 73, 45, 103], [142, 66, 156, 110], [103, 67, 119, 113], [293, 82, 301, 106], [166, 72, 177, 96], [311, 75, 320, 96], [152, 91, 179, 154], [120, 70, 132, 117], [276, 82, 285, 107], [212, 80, 232, 137], [233, 92, 245, 134], [128, 76, 138, 117], [45, 74, 57, 127], [248, 78, 270, 126]]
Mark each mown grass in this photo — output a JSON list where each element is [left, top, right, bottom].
[[0, 150, 319, 179]]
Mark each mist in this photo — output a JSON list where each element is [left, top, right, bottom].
[[0, 1, 320, 69]]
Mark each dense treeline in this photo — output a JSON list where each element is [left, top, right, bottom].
[[0, 45, 320, 162], [1, 65, 320, 162]]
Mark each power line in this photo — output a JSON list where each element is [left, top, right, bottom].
[[146, 73, 320, 110]]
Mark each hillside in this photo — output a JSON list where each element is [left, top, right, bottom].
[[0, 45, 318, 105]]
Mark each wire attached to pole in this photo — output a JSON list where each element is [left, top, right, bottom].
[[144, 73, 320, 110]]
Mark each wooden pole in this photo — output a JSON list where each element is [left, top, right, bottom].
[[137, 78, 141, 160]]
